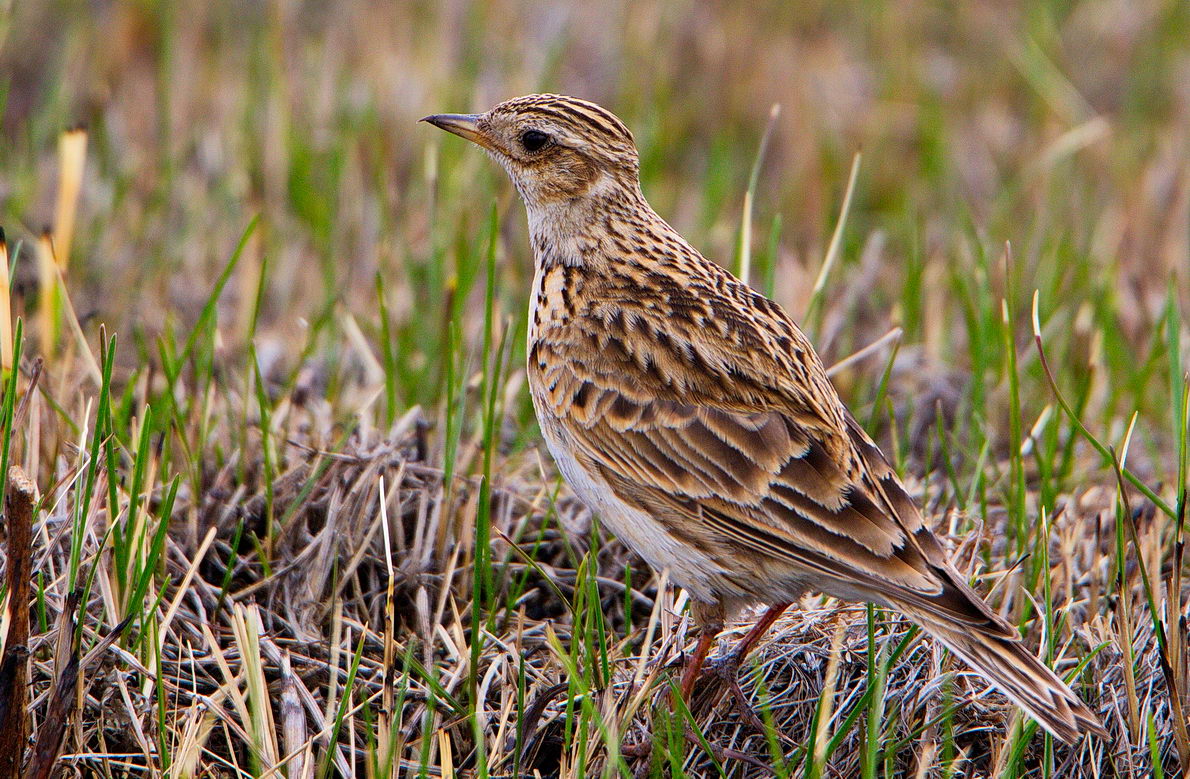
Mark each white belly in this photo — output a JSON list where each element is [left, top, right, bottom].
[[533, 405, 727, 603]]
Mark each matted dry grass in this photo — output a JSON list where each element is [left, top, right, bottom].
[[1, 1, 1188, 777]]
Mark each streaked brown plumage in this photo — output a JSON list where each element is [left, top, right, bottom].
[[422, 93, 1104, 742]]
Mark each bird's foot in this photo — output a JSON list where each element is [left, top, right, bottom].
[[702, 650, 771, 734]]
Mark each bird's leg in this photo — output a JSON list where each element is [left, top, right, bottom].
[[623, 608, 721, 765], [705, 602, 792, 732], [676, 601, 725, 702], [625, 627, 715, 768], [678, 624, 717, 701], [629, 603, 790, 767], [723, 601, 791, 670]]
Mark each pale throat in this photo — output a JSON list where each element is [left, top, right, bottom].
[[523, 171, 645, 271]]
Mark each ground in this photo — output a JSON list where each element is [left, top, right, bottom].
[[0, 1, 1187, 776]]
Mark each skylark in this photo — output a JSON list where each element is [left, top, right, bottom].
[[423, 94, 1104, 742]]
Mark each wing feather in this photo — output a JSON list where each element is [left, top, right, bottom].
[[540, 359, 943, 594], [528, 271, 1004, 628]]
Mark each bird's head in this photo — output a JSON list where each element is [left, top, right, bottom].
[[421, 94, 641, 210]]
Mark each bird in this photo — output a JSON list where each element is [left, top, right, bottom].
[[422, 93, 1105, 742]]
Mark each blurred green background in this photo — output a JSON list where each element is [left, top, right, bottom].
[[3, 2, 1186, 420], [1, 1, 1188, 776]]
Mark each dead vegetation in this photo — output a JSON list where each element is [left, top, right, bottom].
[[3, 378, 1185, 776], [1, 0, 1189, 777]]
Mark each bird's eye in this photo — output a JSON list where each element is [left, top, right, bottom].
[[520, 129, 550, 152]]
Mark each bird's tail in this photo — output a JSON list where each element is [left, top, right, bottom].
[[914, 614, 1106, 742]]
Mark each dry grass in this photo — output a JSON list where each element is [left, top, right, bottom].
[[0, 0, 1188, 777]]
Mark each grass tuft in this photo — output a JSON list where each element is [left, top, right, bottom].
[[1, 2, 1188, 776]]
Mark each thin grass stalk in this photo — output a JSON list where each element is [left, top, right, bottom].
[[377, 271, 399, 426], [862, 605, 888, 779], [387, 645, 413, 778], [1038, 506, 1055, 774], [1165, 286, 1188, 748], [316, 629, 367, 779], [751, 660, 791, 779], [0, 229, 10, 374], [665, 676, 726, 778], [804, 151, 861, 329], [734, 103, 780, 284], [1113, 472, 1141, 738], [64, 326, 110, 593], [377, 474, 397, 776], [250, 344, 277, 559], [417, 688, 437, 779], [761, 214, 782, 298], [437, 318, 465, 556], [1002, 295, 1029, 561], [1173, 382, 1189, 766], [807, 620, 848, 779], [148, 615, 170, 775], [465, 202, 502, 778], [1111, 445, 1190, 767], [0, 319, 23, 503], [823, 624, 920, 758], [118, 404, 156, 620], [1148, 709, 1167, 779], [1033, 291, 1176, 519], [235, 603, 280, 770]]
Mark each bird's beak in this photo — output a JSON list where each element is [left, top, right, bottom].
[[420, 113, 493, 150]]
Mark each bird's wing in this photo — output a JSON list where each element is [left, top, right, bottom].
[[530, 294, 1002, 627]]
